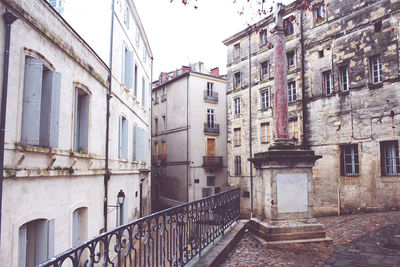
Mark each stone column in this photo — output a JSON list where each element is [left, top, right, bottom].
[[272, 3, 289, 142]]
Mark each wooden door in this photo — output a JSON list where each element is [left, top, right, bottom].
[[161, 141, 166, 156], [207, 138, 216, 157]]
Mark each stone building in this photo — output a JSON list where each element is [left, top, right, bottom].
[[0, 0, 152, 266], [223, 0, 400, 218], [151, 63, 227, 209]]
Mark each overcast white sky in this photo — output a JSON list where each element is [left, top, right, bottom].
[[63, 0, 292, 79]]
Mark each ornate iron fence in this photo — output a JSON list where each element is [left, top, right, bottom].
[[38, 188, 240, 267]]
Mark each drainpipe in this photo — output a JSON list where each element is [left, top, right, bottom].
[[0, 10, 17, 245], [139, 178, 143, 217], [300, 8, 307, 149], [104, 0, 116, 232], [247, 32, 254, 218], [186, 74, 189, 202], [150, 57, 153, 212]]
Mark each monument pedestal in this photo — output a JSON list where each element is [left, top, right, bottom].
[[248, 149, 329, 242]]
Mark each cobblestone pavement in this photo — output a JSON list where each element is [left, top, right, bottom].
[[222, 211, 400, 267]]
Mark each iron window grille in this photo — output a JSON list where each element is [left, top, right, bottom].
[[340, 144, 360, 176]]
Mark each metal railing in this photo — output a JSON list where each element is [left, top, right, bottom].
[[203, 91, 218, 102], [202, 156, 223, 169], [38, 188, 240, 267], [204, 123, 220, 134]]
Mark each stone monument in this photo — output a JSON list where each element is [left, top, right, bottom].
[[248, 3, 328, 242]]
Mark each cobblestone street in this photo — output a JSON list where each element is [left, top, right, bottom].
[[222, 211, 400, 267]]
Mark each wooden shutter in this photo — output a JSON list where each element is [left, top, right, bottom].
[[125, 50, 134, 88], [207, 138, 216, 157], [154, 142, 159, 155], [40, 71, 61, 148], [18, 224, 27, 267], [21, 58, 43, 146], [79, 94, 90, 153], [161, 141, 166, 156]]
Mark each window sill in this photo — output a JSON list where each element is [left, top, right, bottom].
[[261, 141, 270, 144], [234, 144, 241, 147], [381, 175, 400, 183], [368, 82, 383, 90], [288, 100, 298, 105], [234, 114, 242, 118], [338, 90, 350, 96], [259, 107, 272, 112], [70, 151, 92, 158]]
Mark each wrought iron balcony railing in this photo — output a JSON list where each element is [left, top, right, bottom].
[[203, 90, 218, 102], [38, 188, 240, 267], [204, 123, 220, 134], [202, 156, 223, 170]]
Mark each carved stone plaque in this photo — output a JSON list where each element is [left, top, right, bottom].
[[277, 173, 308, 213]]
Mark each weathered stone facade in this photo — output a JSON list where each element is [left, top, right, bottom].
[[224, 0, 400, 218]]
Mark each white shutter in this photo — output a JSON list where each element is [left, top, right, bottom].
[[21, 58, 43, 146], [125, 51, 134, 88]]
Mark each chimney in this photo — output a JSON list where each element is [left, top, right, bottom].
[[210, 67, 219, 77], [181, 66, 191, 74]]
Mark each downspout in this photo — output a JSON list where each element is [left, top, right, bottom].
[[300, 8, 307, 149], [0, 10, 17, 245], [150, 57, 153, 212], [104, 0, 116, 232], [186, 74, 189, 202], [247, 32, 254, 218]]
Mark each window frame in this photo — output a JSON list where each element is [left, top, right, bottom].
[[284, 18, 294, 36], [288, 119, 298, 140], [287, 50, 295, 68], [73, 87, 90, 154], [207, 108, 215, 128], [234, 72, 241, 89], [380, 141, 400, 176], [260, 29, 268, 46], [234, 98, 241, 115], [323, 70, 333, 95], [339, 65, 349, 92], [260, 122, 270, 144], [370, 56, 382, 84], [260, 61, 269, 78], [234, 128, 241, 147], [233, 43, 241, 60], [260, 89, 270, 109], [234, 156, 242, 175], [207, 176, 216, 186], [288, 81, 297, 103], [340, 144, 360, 176]]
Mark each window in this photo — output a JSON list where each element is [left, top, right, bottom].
[[18, 219, 55, 267], [260, 30, 268, 46], [207, 176, 216, 186], [214, 187, 221, 194], [234, 128, 241, 146], [340, 144, 359, 176], [143, 47, 147, 63], [233, 43, 240, 59], [21, 57, 61, 148], [234, 98, 241, 115], [323, 70, 333, 95], [261, 123, 270, 143], [202, 188, 212, 198], [314, 3, 326, 24], [374, 21, 382, 32], [136, 28, 140, 47], [261, 89, 270, 109], [284, 18, 294, 35], [288, 81, 297, 103], [289, 119, 298, 140], [118, 115, 128, 159], [207, 82, 214, 96], [260, 61, 269, 78], [124, 5, 130, 28], [72, 207, 88, 247], [161, 87, 166, 101], [339, 66, 349, 91], [234, 156, 241, 175], [154, 142, 159, 156], [161, 140, 166, 157], [73, 88, 90, 154], [123, 48, 134, 88], [370, 56, 382, 84], [154, 90, 159, 104], [134, 65, 138, 96], [207, 109, 215, 128], [318, 50, 324, 58], [154, 118, 158, 134], [142, 77, 146, 107], [381, 141, 400, 176], [287, 50, 295, 67], [162, 115, 166, 132], [234, 72, 241, 89]]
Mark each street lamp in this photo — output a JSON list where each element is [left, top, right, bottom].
[[107, 189, 125, 227], [117, 189, 125, 206]]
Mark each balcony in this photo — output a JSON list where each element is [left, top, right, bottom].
[[204, 90, 218, 102], [152, 154, 167, 165], [161, 93, 167, 101], [204, 123, 220, 135], [202, 156, 223, 170]]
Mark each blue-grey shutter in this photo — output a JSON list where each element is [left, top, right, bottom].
[[143, 129, 148, 164], [134, 65, 138, 96], [18, 224, 27, 267], [142, 77, 145, 107], [21, 58, 43, 146], [40, 71, 61, 148], [122, 118, 128, 159], [119, 116, 123, 158], [79, 94, 89, 153], [123, 196, 128, 224], [125, 51, 134, 88], [132, 124, 137, 161], [73, 88, 79, 152], [47, 219, 55, 258], [72, 209, 79, 246], [35, 220, 49, 265], [135, 126, 142, 161]]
